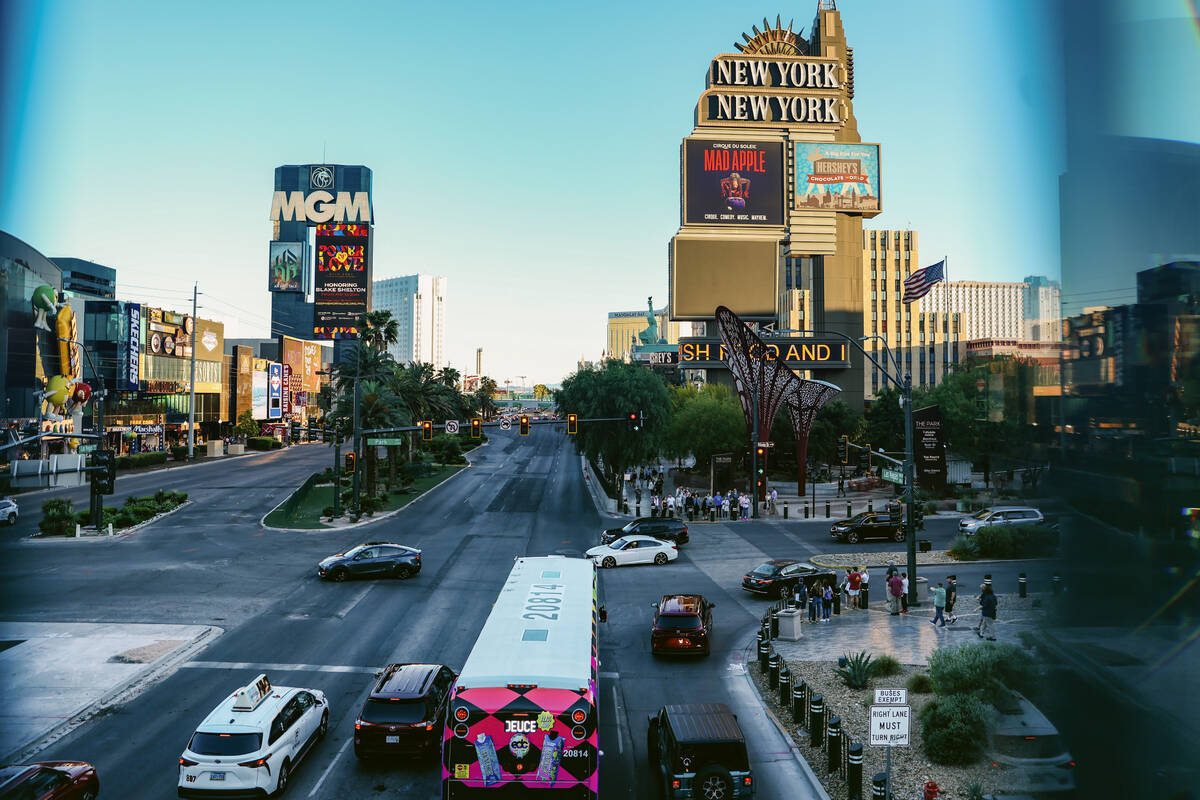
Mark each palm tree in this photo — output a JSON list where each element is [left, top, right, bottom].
[[475, 376, 499, 421], [357, 310, 400, 352], [390, 362, 461, 464], [436, 365, 461, 389], [340, 379, 405, 500]]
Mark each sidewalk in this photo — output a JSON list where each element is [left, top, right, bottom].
[[0, 621, 220, 763]]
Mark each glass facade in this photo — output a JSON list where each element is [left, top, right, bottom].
[[1, 231, 64, 421]]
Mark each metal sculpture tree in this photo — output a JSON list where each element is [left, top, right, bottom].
[[715, 305, 841, 495]]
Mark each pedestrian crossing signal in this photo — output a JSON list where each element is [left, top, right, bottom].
[[421, 420, 433, 441], [567, 413, 578, 435], [471, 418, 482, 438], [519, 415, 530, 436]]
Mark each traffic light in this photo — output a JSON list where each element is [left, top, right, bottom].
[[91, 449, 116, 495], [421, 420, 433, 441], [519, 415, 530, 436], [344, 451, 356, 474], [471, 418, 482, 439], [290, 420, 300, 443], [837, 435, 849, 464], [566, 413, 578, 435], [626, 411, 642, 432]]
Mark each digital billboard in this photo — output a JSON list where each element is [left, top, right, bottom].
[[683, 139, 784, 226], [268, 362, 283, 419], [301, 341, 322, 392], [314, 223, 369, 339], [670, 236, 778, 321], [268, 242, 305, 293], [251, 367, 268, 419], [793, 142, 881, 213]]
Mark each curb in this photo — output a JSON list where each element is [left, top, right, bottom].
[[738, 632, 832, 800], [581, 457, 628, 520], [260, 460, 474, 533], [2, 623, 224, 765], [18, 500, 193, 544], [809, 553, 1060, 569]]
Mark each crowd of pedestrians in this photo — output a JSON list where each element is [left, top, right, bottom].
[[631, 467, 785, 521]]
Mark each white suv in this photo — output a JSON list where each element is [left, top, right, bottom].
[[178, 674, 328, 797], [0, 496, 18, 525], [958, 506, 1044, 535]]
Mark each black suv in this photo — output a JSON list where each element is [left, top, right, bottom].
[[318, 542, 422, 581], [603, 518, 689, 546], [830, 512, 905, 544], [354, 663, 456, 758], [647, 703, 754, 799], [741, 559, 834, 600]]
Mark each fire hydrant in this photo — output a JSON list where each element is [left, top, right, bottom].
[[923, 781, 940, 800]]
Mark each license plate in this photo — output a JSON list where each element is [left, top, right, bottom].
[[210, 772, 225, 781], [386, 735, 400, 743]]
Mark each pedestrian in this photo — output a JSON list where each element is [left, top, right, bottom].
[[666, 495, 675, 518], [822, 581, 833, 621], [973, 583, 987, 635], [837, 476, 846, 497], [713, 492, 723, 519], [769, 487, 778, 515], [945, 574, 958, 624], [740, 493, 751, 520], [887, 572, 903, 615], [809, 583, 820, 622], [848, 567, 861, 609], [930, 582, 947, 628], [979, 584, 998, 640], [685, 492, 694, 520], [900, 572, 909, 613], [793, 579, 807, 612]]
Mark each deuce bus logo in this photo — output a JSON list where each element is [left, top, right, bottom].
[[504, 719, 538, 733]]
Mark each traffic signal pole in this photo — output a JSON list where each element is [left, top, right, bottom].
[[751, 392, 759, 519]]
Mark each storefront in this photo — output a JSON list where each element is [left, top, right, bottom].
[[106, 419, 166, 454]]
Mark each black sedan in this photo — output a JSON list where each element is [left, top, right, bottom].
[[602, 517, 689, 546], [830, 512, 905, 544], [318, 542, 421, 581], [742, 559, 834, 599]]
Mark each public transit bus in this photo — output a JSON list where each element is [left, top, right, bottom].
[[442, 556, 599, 799]]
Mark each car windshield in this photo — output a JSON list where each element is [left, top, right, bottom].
[[992, 733, 1067, 760], [344, 545, 367, 557], [971, 510, 994, 521], [848, 513, 868, 523], [188, 732, 263, 756], [361, 698, 429, 724], [657, 614, 702, 630], [751, 563, 779, 577]]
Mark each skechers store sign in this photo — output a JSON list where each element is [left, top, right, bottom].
[[679, 337, 850, 369], [700, 56, 845, 125]]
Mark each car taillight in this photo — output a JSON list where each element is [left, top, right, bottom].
[[179, 757, 198, 767], [355, 719, 375, 729], [670, 543, 677, 549], [672, 779, 681, 789], [743, 776, 753, 786], [237, 753, 272, 768], [1059, 760, 1076, 769]]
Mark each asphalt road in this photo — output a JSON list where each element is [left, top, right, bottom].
[[5, 432, 824, 798]]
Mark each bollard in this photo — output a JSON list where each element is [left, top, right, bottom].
[[826, 715, 841, 772], [847, 742, 863, 800], [756, 630, 764, 650], [1052, 573, 1063, 595], [808, 694, 824, 747], [826, 501, 831, 518], [868, 499, 874, 513], [784, 502, 789, 519], [758, 639, 770, 669], [1019, 572, 1027, 598], [771, 611, 780, 638], [804, 503, 809, 519], [761, 617, 771, 642], [768, 653, 781, 688], [984, 573, 992, 587], [872, 771, 889, 799], [861, 584, 869, 608], [778, 666, 792, 705], [792, 681, 806, 723], [833, 590, 841, 615], [709, 509, 715, 522], [636, 504, 641, 517]]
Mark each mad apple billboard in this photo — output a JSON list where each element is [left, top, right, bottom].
[[684, 139, 784, 226], [794, 142, 881, 213], [268, 241, 306, 293], [314, 223, 369, 339]]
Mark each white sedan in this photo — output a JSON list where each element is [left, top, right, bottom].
[[586, 535, 677, 568]]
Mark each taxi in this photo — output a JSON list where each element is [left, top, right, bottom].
[[178, 674, 329, 798]]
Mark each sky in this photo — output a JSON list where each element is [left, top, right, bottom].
[[0, 0, 1078, 385]]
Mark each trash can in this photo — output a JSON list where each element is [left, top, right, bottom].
[[777, 609, 802, 640], [919, 539, 932, 553]]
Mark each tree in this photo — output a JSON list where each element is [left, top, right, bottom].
[[436, 366, 461, 389], [532, 383, 550, 400], [556, 360, 669, 489], [357, 310, 399, 351], [475, 376, 498, 420], [661, 395, 745, 475], [862, 386, 906, 455], [234, 410, 259, 440], [808, 400, 863, 466]]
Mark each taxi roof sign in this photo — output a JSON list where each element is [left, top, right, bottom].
[[232, 673, 272, 711]]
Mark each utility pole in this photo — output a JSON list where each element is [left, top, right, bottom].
[[187, 282, 198, 460]]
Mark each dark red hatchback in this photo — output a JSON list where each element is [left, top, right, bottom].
[[650, 594, 715, 656], [354, 663, 456, 759], [0, 762, 98, 799]]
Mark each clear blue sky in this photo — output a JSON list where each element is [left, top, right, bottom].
[[2, 0, 1071, 385]]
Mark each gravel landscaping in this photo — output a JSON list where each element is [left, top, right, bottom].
[[811, 551, 963, 568]]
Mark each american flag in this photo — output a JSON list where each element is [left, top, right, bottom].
[[902, 259, 946, 303]]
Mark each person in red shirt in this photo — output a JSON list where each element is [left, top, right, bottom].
[[887, 573, 904, 615], [847, 568, 862, 609]]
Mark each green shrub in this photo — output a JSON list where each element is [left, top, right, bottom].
[[39, 498, 77, 536], [322, 505, 336, 518], [974, 525, 1016, 558], [948, 535, 980, 560], [834, 651, 874, 690], [923, 501, 939, 515], [919, 694, 987, 764], [246, 437, 276, 451], [116, 452, 168, 469], [928, 642, 1037, 703], [1009, 524, 1059, 557], [170, 446, 191, 461], [906, 672, 934, 694], [872, 654, 903, 678]]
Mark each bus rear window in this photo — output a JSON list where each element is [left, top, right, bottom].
[[188, 732, 262, 756]]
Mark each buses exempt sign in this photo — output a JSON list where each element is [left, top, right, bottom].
[[869, 705, 910, 747]]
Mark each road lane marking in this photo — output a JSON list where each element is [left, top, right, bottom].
[[599, 671, 619, 679], [611, 685, 623, 754], [335, 585, 373, 620], [308, 734, 353, 798], [180, 661, 379, 674]]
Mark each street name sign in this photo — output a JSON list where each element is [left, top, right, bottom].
[[756, 441, 775, 448], [869, 705, 910, 747], [874, 688, 907, 705], [881, 467, 903, 485], [367, 438, 405, 446], [445, 420, 460, 435]]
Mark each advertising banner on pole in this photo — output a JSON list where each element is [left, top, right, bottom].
[[268, 362, 283, 420], [125, 303, 142, 391], [683, 139, 784, 226]]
